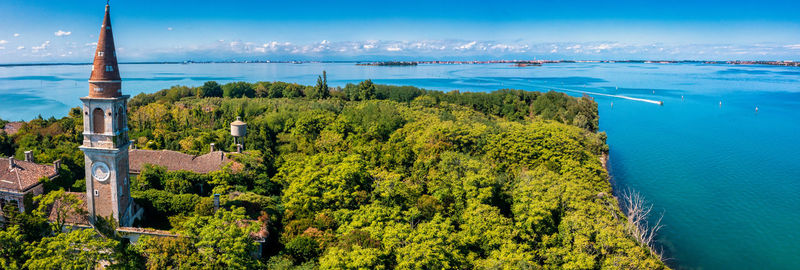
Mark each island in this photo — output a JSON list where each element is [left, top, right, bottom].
[[1, 76, 667, 269], [356, 61, 418, 66]]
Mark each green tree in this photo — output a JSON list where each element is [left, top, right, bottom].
[[136, 164, 167, 190], [277, 153, 371, 215], [268, 81, 288, 98], [254, 81, 272, 98], [223, 81, 255, 98], [23, 229, 118, 270], [199, 81, 223, 97], [309, 71, 330, 99], [0, 225, 26, 270], [395, 215, 465, 269], [34, 189, 87, 233], [179, 207, 262, 269], [283, 83, 305, 98], [285, 236, 320, 264], [319, 245, 386, 270], [2, 203, 50, 242], [358, 79, 376, 100], [134, 236, 203, 270]]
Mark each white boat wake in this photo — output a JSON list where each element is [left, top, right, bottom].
[[532, 84, 664, 105]]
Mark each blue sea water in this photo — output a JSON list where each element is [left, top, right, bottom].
[[1, 62, 799, 269]]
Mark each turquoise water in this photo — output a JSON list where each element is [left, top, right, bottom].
[[1, 62, 799, 269]]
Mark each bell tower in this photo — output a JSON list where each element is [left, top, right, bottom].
[[79, 3, 134, 226]]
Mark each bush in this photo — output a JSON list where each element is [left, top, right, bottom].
[[285, 236, 320, 264]]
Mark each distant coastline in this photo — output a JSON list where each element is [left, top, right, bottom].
[[356, 61, 418, 66], [1, 59, 797, 68]]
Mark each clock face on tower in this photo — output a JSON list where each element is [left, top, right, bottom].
[[92, 162, 111, 182]]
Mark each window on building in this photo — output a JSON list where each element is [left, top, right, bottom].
[[98, 51, 104, 57], [105, 66, 113, 72], [94, 87, 103, 92], [94, 190, 99, 196], [93, 108, 105, 133]]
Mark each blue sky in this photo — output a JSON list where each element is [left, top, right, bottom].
[[1, 0, 799, 63]]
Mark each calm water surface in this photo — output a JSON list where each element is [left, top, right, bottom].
[[1, 62, 799, 269]]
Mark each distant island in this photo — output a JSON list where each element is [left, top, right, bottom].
[[356, 61, 418, 66]]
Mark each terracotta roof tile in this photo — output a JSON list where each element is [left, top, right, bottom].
[[128, 149, 242, 174], [88, 4, 122, 98], [0, 158, 57, 193], [48, 192, 90, 226], [90, 4, 121, 82]]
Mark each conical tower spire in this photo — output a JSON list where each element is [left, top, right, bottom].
[[89, 3, 122, 98]]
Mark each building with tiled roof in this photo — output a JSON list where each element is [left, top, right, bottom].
[[128, 149, 242, 175], [0, 155, 59, 213], [47, 191, 91, 228]]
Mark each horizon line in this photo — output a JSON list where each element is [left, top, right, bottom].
[[1, 59, 797, 67]]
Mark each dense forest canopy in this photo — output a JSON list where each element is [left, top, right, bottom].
[[0, 78, 665, 269]]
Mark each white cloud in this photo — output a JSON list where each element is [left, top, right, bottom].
[[457, 41, 477, 50], [167, 27, 173, 31], [32, 41, 51, 51], [13, 33, 20, 37], [17, 46, 24, 50], [54, 30, 72, 36], [0, 40, 7, 44], [85, 42, 98, 47], [0, 47, 5, 50], [110, 39, 800, 61]]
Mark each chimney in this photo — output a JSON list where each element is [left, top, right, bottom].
[[54, 159, 62, 171], [24, 151, 34, 163], [8, 156, 15, 170], [210, 143, 215, 153], [213, 194, 220, 212]]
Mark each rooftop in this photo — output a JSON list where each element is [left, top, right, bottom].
[[48, 191, 90, 226], [128, 149, 242, 174], [0, 158, 57, 193]]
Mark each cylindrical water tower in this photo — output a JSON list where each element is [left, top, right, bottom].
[[231, 116, 247, 152]]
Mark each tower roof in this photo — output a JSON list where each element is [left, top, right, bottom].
[[88, 4, 122, 97]]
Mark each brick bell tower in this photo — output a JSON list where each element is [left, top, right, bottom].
[[79, 3, 134, 226]]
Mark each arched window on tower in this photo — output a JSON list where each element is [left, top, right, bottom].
[[93, 108, 105, 134]]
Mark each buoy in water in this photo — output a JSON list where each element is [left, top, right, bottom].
[[719, 101, 722, 107], [755, 106, 759, 112], [681, 95, 684, 101], [611, 102, 614, 108]]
